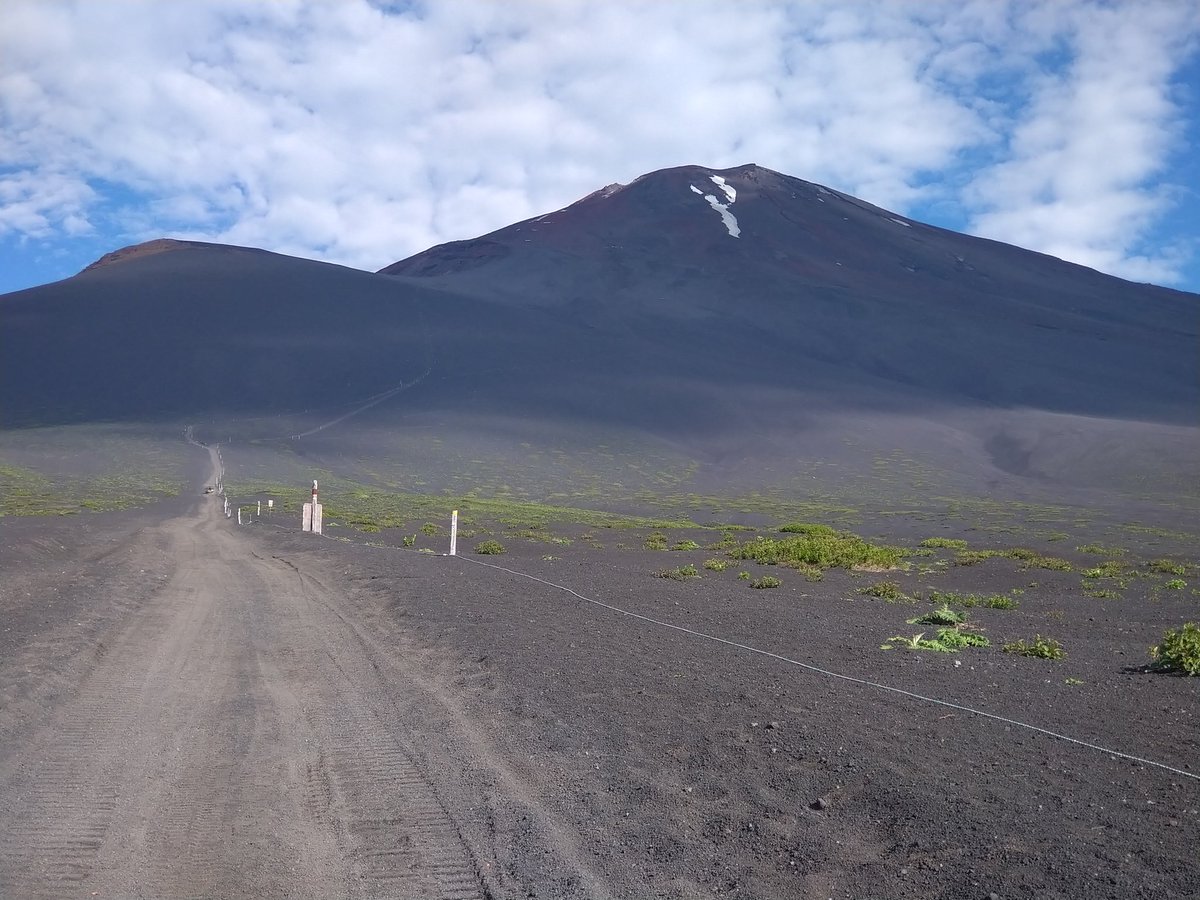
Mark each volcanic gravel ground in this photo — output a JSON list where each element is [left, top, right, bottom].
[[0, 493, 1196, 899]]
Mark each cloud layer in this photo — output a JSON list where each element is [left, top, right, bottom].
[[1, 0, 1198, 289]]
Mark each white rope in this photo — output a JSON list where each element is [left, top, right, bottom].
[[454, 554, 1199, 783], [239, 511, 1197, 783]]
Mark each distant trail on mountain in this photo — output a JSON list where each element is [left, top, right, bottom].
[[289, 366, 432, 440]]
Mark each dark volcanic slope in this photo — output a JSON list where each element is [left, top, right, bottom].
[[1, 241, 447, 426], [2, 165, 1196, 442], [382, 164, 1199, 424]]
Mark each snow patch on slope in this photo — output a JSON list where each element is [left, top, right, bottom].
[[710, 175, 736, 203], [689, 179, 741, 238]]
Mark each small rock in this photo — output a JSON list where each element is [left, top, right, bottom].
[[767, 721, 780, 729], [987, 893, 1000, 900], [810, 798, 828, 811]]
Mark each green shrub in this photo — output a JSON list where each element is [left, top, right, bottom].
[[1165, 579, 1187, 590], [1003, 635, 1066, 660], [1148, 559, 1187, 576], [779, 522, 838, 536], [954, 549, 1005, 566], [1082, 560, 1126, 579], [671, 540, 701, 551], [474, 540, 506, 555], [644, 531, 668, 551], [421, 522, 442, 536], [737, 571, 750, 580], [919, 537, 968, 550], [657, 564, 699, 581], [1150, 622, 1200, 675], [984, 594, 1020, 610], [881, 632, 956, 652], [857, 580, 910, 602], [750, 575, 782, 589], [402, 534, 416, 547], [908, 604, 965, 626], [934, 628, 990, 649], [703, 558, 731, 572], [730, 529, 903, 571]]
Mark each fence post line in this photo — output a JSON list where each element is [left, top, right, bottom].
[[449, 509, 459, 556]]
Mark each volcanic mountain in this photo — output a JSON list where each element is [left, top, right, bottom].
[[1, 163, 1196, 499]]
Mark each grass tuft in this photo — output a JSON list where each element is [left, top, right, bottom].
[[1003, 635, 1066, 660], [657, 564, 700, 581], [749, 575, 782, 589]]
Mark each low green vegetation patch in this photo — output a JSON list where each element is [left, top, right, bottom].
[[670, 540, 701, 551], [1081, 560, 1126, 579], [779, 522, 839, 535], [1149, 622, 1200, 675], [703, 558, 731, 572], [880, 628, 988, 653], [474, 540, 506, 555], [657, 564, 700, 581], [954, 549, 1006, 566], [1165, 578, 1187, 590], [749, 575, 782, 589], [925, 590, 1019, 610], [908, 604, 966, 627], [881, 632, 956, 652], [1148, 558, 1189, 576], [1003, 635, 1066, 660], [856, 580, 912, 603], [0, 462, 183, 517], [954, 547, 1071, 571], [644, 531, 669, 551], [919, 537, 968, 550], [1076, 543, 1126, 556], [730, 528, 903, 571], [933, 628, 991, 650]]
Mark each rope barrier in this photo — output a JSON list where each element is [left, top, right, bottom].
[[453, 554, 1199, 783], [237, 504, 1197, 783]]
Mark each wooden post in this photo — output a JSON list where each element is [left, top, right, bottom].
[[449, 509, 459, 556]]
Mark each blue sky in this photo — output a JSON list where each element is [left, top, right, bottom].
[[2, 0, 1199, 295]]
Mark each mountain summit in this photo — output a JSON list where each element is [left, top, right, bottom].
[[379, 163, 1196, 422]]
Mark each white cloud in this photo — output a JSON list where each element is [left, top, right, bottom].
[[965, 2, 1200, 282], [0, 0, 1197, 286]]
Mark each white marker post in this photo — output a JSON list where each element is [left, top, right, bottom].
[[268, 499, 274, 514], [449, 509, 459, 556], [302, 480, 323, 535], [257, 500, 262, 516]]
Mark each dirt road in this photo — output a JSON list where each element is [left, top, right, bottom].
[[0, 450, 515, 899]]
